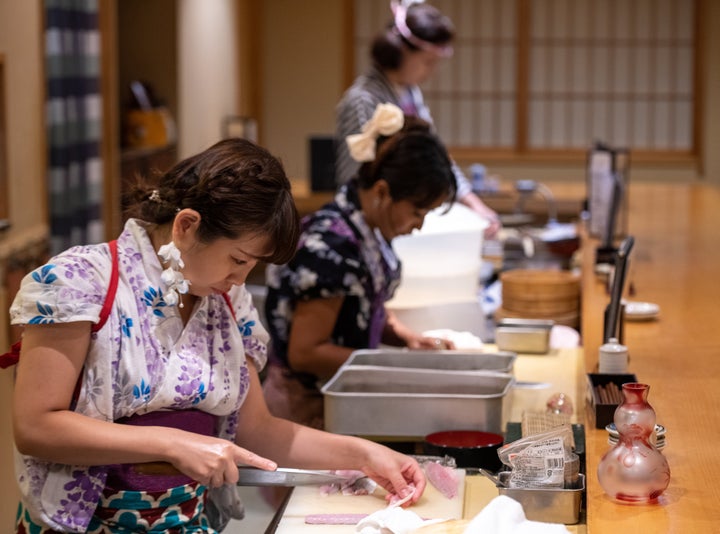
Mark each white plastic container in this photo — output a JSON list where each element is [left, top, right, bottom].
[[388, 203, 489, 308], [386, 300, 487, 338]]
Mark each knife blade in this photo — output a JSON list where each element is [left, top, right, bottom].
[[236, 466, 348, 487], [132, 462, 349, 487]]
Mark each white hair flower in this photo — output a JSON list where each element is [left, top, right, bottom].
[[157, 241, 190, 307]]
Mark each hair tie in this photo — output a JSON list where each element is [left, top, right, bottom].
[[149, 190, 162, 203], [390, 0, 454, 58], [346, 103, 404, 162]]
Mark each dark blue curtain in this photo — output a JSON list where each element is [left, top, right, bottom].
[[45, 0, 103, 254]]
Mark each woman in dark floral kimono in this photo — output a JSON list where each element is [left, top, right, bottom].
[[264, 105, 457, 429]]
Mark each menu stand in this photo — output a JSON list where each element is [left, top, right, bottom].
[[586, 142, 630, 264]]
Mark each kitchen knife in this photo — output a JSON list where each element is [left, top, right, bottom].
[[235, 466, 349, 487], [132, 462, 349, 487]]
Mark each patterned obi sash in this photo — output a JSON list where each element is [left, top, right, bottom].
[[16, 410, 220, 533], [108, 410, 217, 492]]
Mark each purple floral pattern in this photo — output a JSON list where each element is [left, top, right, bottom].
[[9, 219, 268, 532]]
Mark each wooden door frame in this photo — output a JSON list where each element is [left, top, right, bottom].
[[99, 0, 121, 240]]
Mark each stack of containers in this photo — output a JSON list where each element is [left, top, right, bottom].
[[386, 203, 489, 337]]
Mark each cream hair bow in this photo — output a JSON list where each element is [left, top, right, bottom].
[[346, 103, 404, 162]]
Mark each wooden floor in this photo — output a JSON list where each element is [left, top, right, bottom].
[[579, 182, 720, 532]]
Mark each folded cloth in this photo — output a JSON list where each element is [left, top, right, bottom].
[[463, 495, 570, 534], [422, 329, 484, 350], [356, 506, 442, 534], [359, 495, 570, 534], [549, 325, 580, 349]]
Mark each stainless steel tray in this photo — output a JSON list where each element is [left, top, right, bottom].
[[497, 472, 585, 525], [343, 349, 517, 374], [495, 319, 554, 354], [321, 367, 514, 438]]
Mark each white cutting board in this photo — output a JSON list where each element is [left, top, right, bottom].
[[274, 469, 466, 533]]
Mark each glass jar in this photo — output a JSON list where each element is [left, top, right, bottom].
[[597, 383, 670, 503]]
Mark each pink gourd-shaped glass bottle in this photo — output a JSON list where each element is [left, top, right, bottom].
[[597, 383, 670, 503]]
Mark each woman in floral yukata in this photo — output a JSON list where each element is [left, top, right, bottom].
[[263, 104, 457, 429], [9, 138, 426, 533]]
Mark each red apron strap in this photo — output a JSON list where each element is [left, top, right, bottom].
[[73, 240, 119, 402], [222, 292, 238, 323], [1, 240, 120, 407], [93, 239, 119, 332], [0, 340, 21, 369]]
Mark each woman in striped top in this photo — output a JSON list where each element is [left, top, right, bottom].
[[335, 0, 501, 238]]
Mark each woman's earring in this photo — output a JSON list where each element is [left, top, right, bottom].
[[158, 241, 190, 307]]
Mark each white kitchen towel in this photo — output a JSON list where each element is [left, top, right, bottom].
[[354, 495, 569, 534], [464, 495, 570, 534]]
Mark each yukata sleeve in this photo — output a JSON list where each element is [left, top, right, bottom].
[[9, 245, 113, 328], [290, 225, 365, 303], [226, 285, 270, 371]]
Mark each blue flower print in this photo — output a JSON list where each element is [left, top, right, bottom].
[[132, 378, 151, 403], [141, 286, 168, 317], [239, 319, 256, 336], [192, 382, 207, 405], [120, 313, 133, 338], [29, 302, 55, 324], [32, 264, 58, 285]]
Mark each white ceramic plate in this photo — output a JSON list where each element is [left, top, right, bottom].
[[606, 423, 666, 449], [624, 300, 660, 321], [606, 423, 666, 438], [608, 436, 666, 449], [594, 263, 613, 279]]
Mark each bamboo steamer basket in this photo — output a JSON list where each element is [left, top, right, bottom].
[[502, 294, 579, 315], [501, 269, 580, 300], [499, 269, 580, 327]]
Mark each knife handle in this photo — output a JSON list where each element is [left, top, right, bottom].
[[132, 461, 182, 476]]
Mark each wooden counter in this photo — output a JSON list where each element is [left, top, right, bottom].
[[284, 179, 720, 532], [579, 182, 720, 532], [268, 344, 587, 532]]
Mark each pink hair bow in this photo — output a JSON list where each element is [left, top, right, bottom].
[[391, 0, 454, 58]]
